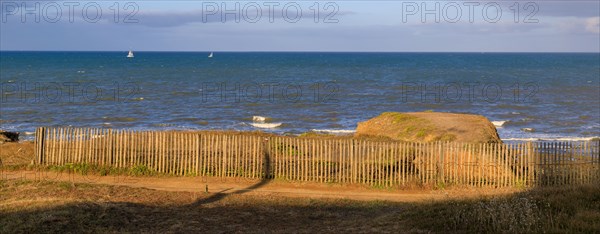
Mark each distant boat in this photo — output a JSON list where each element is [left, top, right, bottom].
[[208, 52, 213, 58], [127, 50, 134, 58]]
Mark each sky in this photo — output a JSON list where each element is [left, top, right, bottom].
[[1, 0, 599, 52]]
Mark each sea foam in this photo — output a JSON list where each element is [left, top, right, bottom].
[[310, 129, 356, 135], [250, 123, 282, 129], [492, 121, 507, 128], [252, 116, 268, 123], [503, 136, 599, 142]]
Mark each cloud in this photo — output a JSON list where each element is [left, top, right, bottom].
[[549, 16, 600, 35], [0, 1, 597, 52], [0, 1, 354, 28], [585, 17, 600, 34], [134, 7, 355, 28], [534, 2, 599, 18], [135, 10, 204, 28]]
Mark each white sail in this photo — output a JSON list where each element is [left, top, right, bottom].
[[208, 52, 213, 58], [127, 50, 134, 58]]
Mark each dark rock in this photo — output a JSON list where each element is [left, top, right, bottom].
[[0, 130, 19, 143]]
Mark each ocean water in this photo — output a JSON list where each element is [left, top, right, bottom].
[[1, 52, 599, 141]]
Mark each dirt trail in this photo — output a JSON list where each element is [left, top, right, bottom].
[[1, 170, 517, 202]]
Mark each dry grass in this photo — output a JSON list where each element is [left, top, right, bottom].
[[403, 183, 600, 233], [0, 179, 410, 233], [2, 139, 599, 232], [1, 179, 598, 233], [0, 142, 35, 166]]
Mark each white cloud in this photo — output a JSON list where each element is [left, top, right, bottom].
[[585, 17, 600, 34], [550, 17, 600, 34]]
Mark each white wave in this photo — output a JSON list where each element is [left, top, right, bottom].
[[585, 123, 600, 129], [521, 128, 535, 132], [310, 129, 356, 134], [503, 136, 600, 142], [492, 121, 507, 128], [252, 116, 267, 123], [250, 123, 282, 129]]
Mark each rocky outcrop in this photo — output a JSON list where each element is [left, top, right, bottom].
[[356, 112, 510, 184], [0, 130, 19, 143], [355, 112, 501, 143]]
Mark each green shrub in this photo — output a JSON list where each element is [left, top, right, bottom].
[[129, 165, 154, 176]]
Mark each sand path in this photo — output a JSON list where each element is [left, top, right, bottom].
[[1, 170, 517, 202]]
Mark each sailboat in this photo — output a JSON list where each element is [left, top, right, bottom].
[[208, 52, 213, 58], [127, 50, 134, 58]]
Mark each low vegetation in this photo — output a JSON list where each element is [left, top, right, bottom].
[[2, 140, 599, 232], [1, 178, 598, 233]]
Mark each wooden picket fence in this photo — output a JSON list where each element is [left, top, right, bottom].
[[34, 127, 600, 188]]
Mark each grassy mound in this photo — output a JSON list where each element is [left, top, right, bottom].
[[355, 112, 501, 143]]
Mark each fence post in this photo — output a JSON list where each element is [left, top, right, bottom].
[[109, 129, 115, 167], [437, 141, 444, 185], [596, 140, 600, 183], [527, 142, 535, 187], [35, 127, 46, 165], [262, 137, 271, 179]]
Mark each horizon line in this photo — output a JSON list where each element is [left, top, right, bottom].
[[1, 50, 599, 54]]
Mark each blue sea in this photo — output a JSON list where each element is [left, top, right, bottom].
[[1, 52, 599, 141]]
